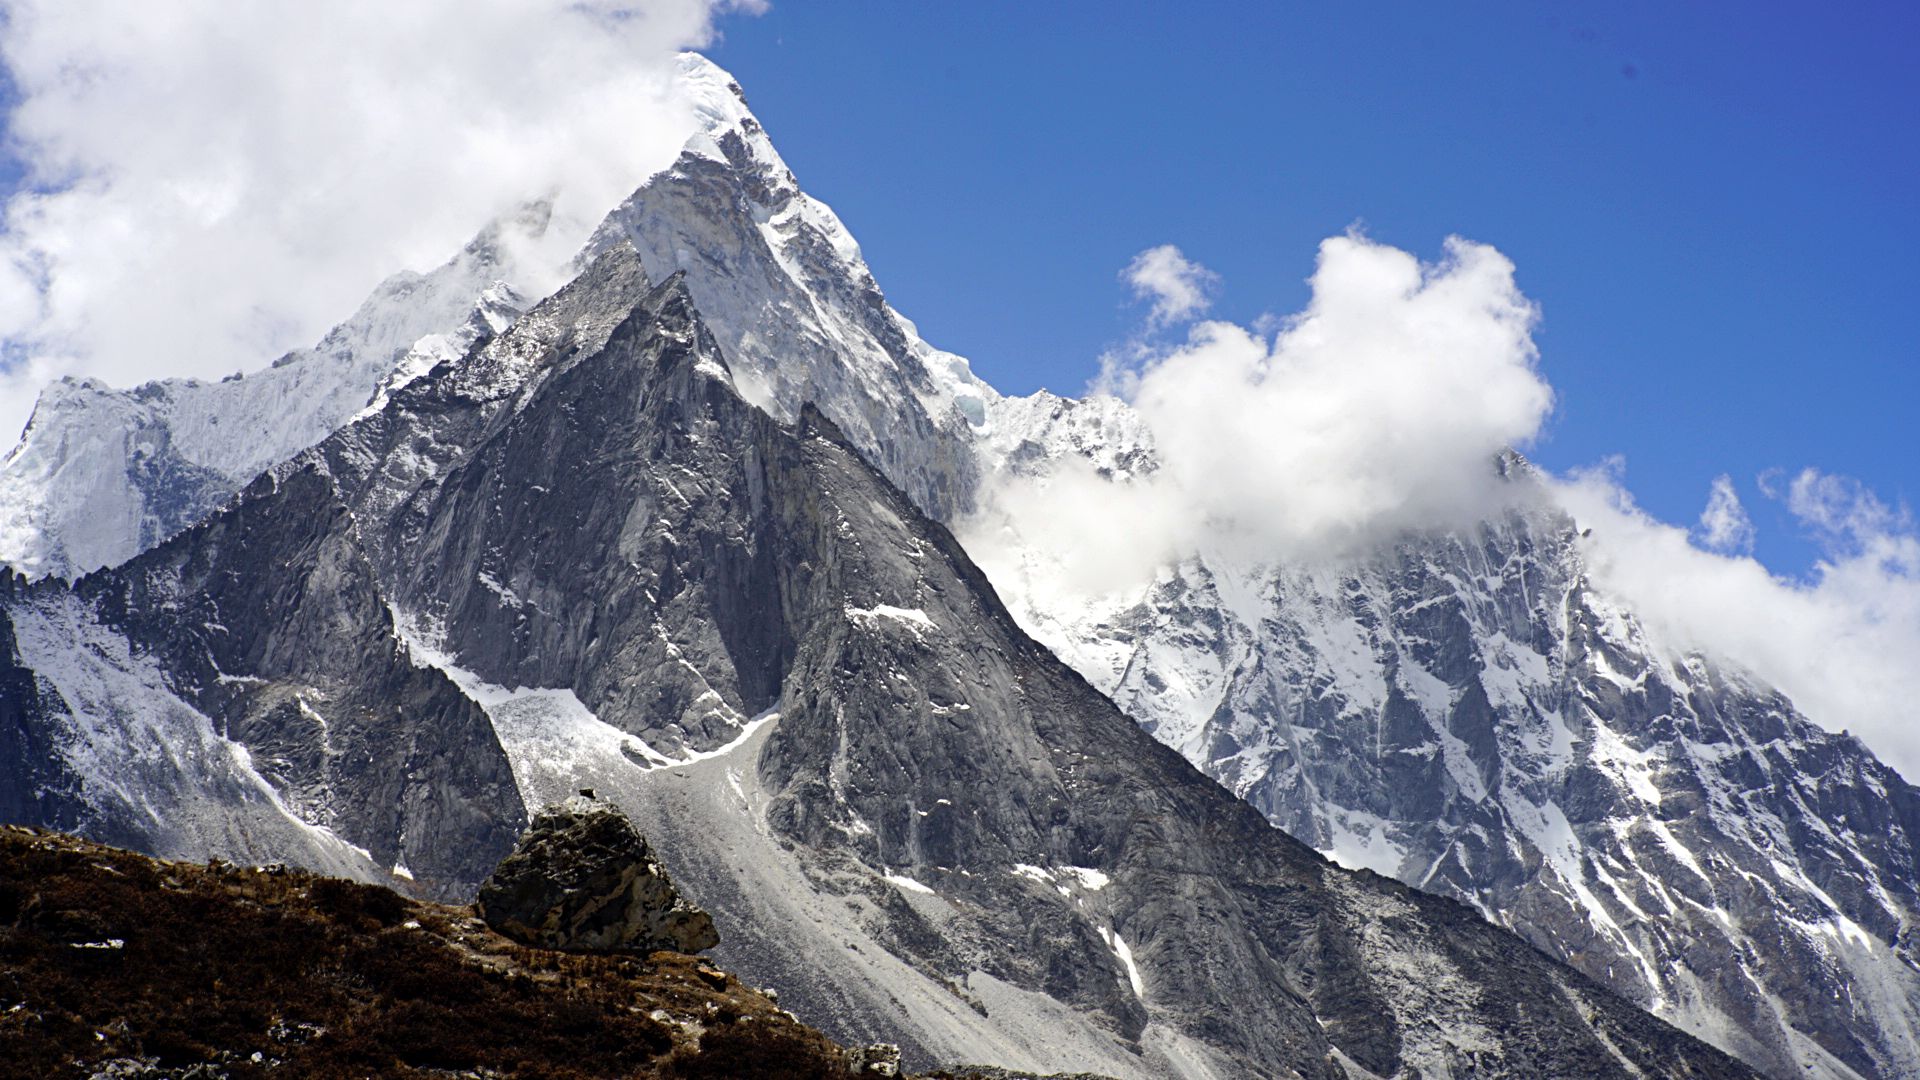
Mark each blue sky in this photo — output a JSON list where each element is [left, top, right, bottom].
[[704, 1, 1918, 579]]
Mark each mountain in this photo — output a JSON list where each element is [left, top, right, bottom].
[[0, 50, 1909, 1078], [0, 52, 989, 573], [0, 242, 1757, 1078], [580, 53, 994, 526], [0, 207, 542, 581], [581, 58, 1919, 1080], [975, 396, 1920, 1080]]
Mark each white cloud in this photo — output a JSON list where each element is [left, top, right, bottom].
[[0, 0, 761, 445], [1122, 243, 1219, 327], [1695, 473, 1755, 553], [973, 232, 1553, 592], [1779, 467, 1909, 551], [1556, 462, 1920, 780]]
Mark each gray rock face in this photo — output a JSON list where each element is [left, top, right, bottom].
[[478, 795, 717, 954], [0, 454, 526, 897], [0, 247, 1755, 1077]]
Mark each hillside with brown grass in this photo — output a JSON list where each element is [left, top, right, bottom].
[[0, 826, 862, 1079]]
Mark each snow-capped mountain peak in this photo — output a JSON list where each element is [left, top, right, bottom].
[[0, 208, 545, 580], [582, 54, 994, 521]]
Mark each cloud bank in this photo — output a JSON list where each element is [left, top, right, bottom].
[[0, 0, 759, 445]]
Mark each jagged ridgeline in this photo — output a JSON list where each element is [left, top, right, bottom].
[[0, 242, 1755, 1078], [2, 51, 1913, 1079]]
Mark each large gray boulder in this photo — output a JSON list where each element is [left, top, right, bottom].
[[476, 794, 718, 954]]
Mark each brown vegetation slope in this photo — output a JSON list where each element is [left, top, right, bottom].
[[0, 826, 857, 1079]]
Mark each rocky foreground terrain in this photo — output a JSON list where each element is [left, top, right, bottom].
[[0, 815, 1087, 1080]]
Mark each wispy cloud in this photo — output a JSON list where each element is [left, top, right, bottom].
[[1122, 243, 1219, 327], [0, 0, 762, 445], [1695, 474, 1756, 553], [1776, 466, 1911, 553]]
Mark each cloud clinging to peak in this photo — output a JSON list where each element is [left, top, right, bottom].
[[1554, 462, 1920, 778], [0, 0, 761, 446], [970, 234, 1920, 781], [972, 231, 1553, 588]]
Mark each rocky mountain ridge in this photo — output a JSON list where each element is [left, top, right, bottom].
[[0, 245, 1756, 1077], [0, 206, 542, 581], [584, 57, 1920, 1080]]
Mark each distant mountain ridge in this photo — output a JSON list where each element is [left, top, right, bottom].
[[0, 206, 541, 580], [976, 409, 1920, 1078]]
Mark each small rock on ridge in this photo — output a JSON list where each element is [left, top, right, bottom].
[[476, 796, 718, 955]]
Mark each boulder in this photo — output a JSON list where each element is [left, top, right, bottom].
[[846, 1044, 902, 1076], [476, 795, 718, 954]]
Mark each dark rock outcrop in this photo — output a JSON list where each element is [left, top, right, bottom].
[[478, 795, 718, 955]]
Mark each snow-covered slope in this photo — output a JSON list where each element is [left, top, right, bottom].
[[580, 53, 994, 523], [0, 585, 390, 883], [0, 209, 539, 580]]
